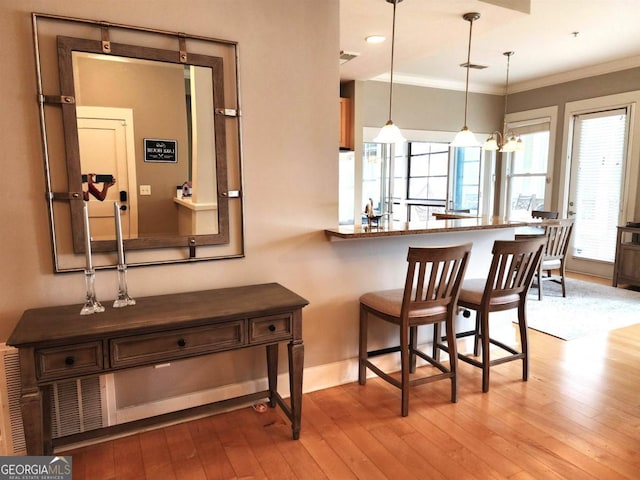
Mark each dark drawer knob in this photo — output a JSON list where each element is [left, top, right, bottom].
[[268, 324, 276, 332], [65, 356, 75, 366], [177, 338, 186, 347]]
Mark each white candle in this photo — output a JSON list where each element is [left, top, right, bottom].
[[83, 202, 93, 270], [114, 201, 125, 265]]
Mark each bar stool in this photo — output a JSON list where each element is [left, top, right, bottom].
[[358, 243, 472, 416], [535, 219, 574, 300], [456, 238, 545, 393]]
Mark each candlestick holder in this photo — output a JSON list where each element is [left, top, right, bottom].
[[113, 201, 136, 308], [80, 201, 105, 315], [113, 264, 136, 308], [80, 268, 105, 315]]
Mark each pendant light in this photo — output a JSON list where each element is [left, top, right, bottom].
[[451, 12, 480, 148], [483, 51, 525, 153], [373, 0, 406, 144]]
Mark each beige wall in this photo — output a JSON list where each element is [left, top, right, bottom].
[[360, 80, 504, 134], [0, 0, 354, 406]]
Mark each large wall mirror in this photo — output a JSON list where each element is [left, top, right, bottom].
[[33, 13, 244, 272]]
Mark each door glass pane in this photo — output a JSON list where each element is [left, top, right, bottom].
[[571, 109, 627, 262]]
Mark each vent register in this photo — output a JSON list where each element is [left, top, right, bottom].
[[0, 344, 105, 455]]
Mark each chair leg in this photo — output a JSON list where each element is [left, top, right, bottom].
[[445, 316, 458, 403], [537, 264, 543, 300], [432, 322, 441, 361], [480, 311, 490, 393], [400, 323, 410, 417], [358, 305, 367, 385], [517, 302, 529, 381], [473, 312, 481, 357], [409, 326, 417, 374], [560, 261, 567, 297]]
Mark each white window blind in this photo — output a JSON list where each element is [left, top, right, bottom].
[[571, 108, 627, 262]]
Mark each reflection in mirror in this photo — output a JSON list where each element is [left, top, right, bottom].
[[57, 34, 232, 257], [32, 13, 244, 271], [72, 53, 219, 241]]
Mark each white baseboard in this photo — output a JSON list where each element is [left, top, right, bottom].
[[115, 359, 363, 424], [114, 342, 452, 424]]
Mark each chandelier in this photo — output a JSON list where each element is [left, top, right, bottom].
[[483, 51, 524, 153]]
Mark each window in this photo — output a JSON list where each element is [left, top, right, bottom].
[[407, 142, 449, 201], [360, 140, 482, 223], [500, 107, 557, 221], [506, 129, 550, 220]]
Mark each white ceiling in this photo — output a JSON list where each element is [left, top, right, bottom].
[[340, 0, 640, 94]]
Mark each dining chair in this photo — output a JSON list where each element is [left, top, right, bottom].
[[456, 237, 545, 393], [358, 243, 472, 416], [531, 210, 559, 219], [533, 218, 574, 300]]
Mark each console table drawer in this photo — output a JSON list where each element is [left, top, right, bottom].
[[249, 313, 292, 344], [36, 342, 103, 381], [110, 322, 245, 367]]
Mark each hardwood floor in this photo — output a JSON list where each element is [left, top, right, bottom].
[[64, 276, 640, 479]]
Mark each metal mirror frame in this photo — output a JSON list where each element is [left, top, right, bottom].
[[32, 13, 245, 272]]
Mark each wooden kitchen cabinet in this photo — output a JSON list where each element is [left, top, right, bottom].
[[339, 97, 353, 150]]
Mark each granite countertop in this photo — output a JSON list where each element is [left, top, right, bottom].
[[325, 216, 547, 240]]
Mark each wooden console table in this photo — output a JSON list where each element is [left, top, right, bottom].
[[7, 283, 309, 455]]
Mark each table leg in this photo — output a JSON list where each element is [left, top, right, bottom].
[[19, 348, 47, 455], [288, 339, 304, 440], [20, 392, 45, 455], [266, 343, 278, 408]]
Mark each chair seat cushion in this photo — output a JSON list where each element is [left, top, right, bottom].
[[360, 289, 447, 318], [459, 278, 520, 307], [541, 259, 561, 270]]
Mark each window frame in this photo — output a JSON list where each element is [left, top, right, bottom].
[[499, 106, 558, 219]]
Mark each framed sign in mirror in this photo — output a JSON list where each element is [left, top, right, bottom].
[[32, 13, 245, 272]]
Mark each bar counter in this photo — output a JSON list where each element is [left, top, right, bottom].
[[325, 216, 545, 240]]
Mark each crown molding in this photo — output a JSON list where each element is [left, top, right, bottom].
[[371, 54, 640, 95], [508, 55, 640, 93]]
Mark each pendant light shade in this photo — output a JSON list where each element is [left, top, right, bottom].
[[452, 126, 480, 148], [451, 12, 480, 148], [374, 120, 406, 143], [482, 51, 526, 153], [374, 0, 406, 144]]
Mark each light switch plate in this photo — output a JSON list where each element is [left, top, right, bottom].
[[139, 185, 151, 196]]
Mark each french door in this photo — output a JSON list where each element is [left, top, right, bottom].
[[567, 108, 629, 276]]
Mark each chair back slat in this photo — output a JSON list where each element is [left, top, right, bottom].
[[403, 243, 472, 314], [484, 238, 546, 303], [543, 219, 574, 260]]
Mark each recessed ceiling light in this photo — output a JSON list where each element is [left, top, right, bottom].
[[365, 35, 386, 44]]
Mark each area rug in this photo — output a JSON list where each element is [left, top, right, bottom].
[[524, 278, 640, 340]]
